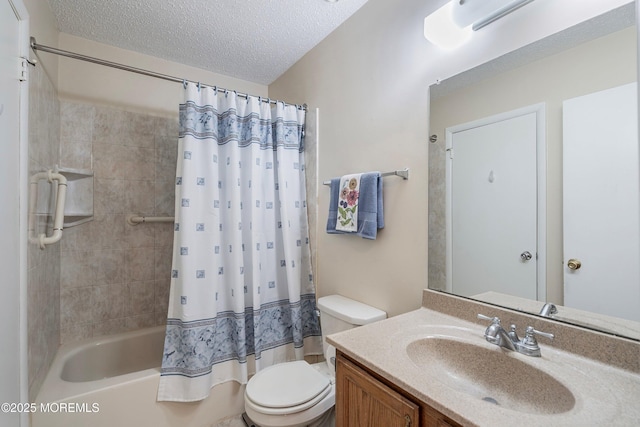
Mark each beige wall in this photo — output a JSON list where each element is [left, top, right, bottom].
[[269, 0, 432, 317], [269, 0, 633, 317], [24, 0, 59, 87], [57, 34, 268, 117], [429, 26, 637, 304]]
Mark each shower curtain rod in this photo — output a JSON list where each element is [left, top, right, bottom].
[[29, 37, 307, 111]]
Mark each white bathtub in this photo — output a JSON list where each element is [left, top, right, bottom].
[[33, 326, 245, 427]]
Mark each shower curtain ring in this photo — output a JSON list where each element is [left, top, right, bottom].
[[197, 82, 201, 92], [182, 79, 187, 89]]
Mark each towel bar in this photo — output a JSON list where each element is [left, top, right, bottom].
[[322, 168, 409, 185]]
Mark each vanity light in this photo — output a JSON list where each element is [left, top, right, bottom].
[[424, 0, 535, 49], [423, 2, 472, 50], [469, 0, 535, 30]]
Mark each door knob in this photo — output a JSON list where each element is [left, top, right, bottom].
[[520, 251, 533, 261], [567, 259, 582, 270]]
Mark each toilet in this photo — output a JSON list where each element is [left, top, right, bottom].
[[243, 295, 387, 427]]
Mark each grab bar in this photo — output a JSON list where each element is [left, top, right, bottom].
[[127, 215, 175, 225], [29, 170, 68, 249]]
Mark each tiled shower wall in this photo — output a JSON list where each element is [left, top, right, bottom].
[[28, 65, 61, 400], [58, 101, 178, 344]]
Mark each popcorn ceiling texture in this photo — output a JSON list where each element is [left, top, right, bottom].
[[48, 0, 369, 85]]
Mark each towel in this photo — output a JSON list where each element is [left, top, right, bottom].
[[335, 173, 362, 233], [326, 171, 383, 239]]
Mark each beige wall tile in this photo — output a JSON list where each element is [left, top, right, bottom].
[[125, 219, 155, 248], [60, 287, 93, 328], [154, 223, 174, 248], [61, 261, 96, 289], [93, 249, 126, 285], [154, 245, 173, 281], [59, 104, 179, 345], [154, 279, 170, 316], [92, 214, 126, 250], [92, 318, 126, 337], [126, 280, 155, 316], [126, 248, 155, 282], [60, 322, 92, 345], [60, 138, 93, 170], [126, 179, 156, 215], [125, 313, 156, 331], [93, 284, 126, 321], [28, 63, 61, 401], [94, 178, 126, 214]]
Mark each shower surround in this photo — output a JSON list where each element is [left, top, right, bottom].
[[28, 61, 61, 401], [58, 101, 178, 344]]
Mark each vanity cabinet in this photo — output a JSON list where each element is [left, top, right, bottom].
[[336, 352, 462, 427]]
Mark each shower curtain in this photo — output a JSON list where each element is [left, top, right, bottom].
[[157, 84, 322, 402]]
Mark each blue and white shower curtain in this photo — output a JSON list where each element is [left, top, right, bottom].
[[157, 84, 322, 402]]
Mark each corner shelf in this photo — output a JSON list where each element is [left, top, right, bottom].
[[56, 166, 94, 228]]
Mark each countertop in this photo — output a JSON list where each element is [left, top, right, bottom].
[[327, 307, 640, 426]]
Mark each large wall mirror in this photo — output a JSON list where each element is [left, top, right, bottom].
[[428, 3, 640, 341]]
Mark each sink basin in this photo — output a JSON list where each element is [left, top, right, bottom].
[[406, 337, 575, 414]]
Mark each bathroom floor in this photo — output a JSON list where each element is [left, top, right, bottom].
[[214, 414, 247, 427]]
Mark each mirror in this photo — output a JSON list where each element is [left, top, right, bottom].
[[428, 4, 640, 341]]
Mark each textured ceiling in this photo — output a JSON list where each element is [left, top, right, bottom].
[[48, 0, 369, 85]]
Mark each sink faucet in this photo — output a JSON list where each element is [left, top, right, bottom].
[[477, 314, 517, 351], [539, 303, 558, 317], [477, 314, 554, 357]]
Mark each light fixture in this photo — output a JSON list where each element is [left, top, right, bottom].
[[467, 0, 535, 31], [424, 0, 535, 49], [423, 2, 472, 50]]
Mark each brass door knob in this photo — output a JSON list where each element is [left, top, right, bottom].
[[567, 259, 582, 270]]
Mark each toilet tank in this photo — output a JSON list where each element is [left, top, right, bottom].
[[317, 295, 387, 337]]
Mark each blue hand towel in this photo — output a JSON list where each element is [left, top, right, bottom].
[[326, 172, 383, 239]]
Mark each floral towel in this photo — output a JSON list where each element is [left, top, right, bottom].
[[336, 173, 362, 232]]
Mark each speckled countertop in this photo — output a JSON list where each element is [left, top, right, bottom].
[[327, 303, 640, 426]]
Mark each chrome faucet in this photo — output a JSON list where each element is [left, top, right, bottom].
[[539, 303, 558, 317], [477, 314, 554, 357], [477, 314, 516, 351]]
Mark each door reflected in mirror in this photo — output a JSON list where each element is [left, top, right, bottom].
[[428, 4, 640, 341]]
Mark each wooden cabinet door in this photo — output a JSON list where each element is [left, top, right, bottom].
[[336, 355, 419, 427], [421, 404, 462, 427]]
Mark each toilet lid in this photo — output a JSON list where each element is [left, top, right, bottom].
[[246, 361, 330, 409]]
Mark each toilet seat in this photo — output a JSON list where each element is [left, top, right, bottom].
[[245, 361, 331, 415]]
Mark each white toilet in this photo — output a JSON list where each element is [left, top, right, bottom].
[[243, 294, 387, 427]]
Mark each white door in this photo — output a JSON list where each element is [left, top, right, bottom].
[[1, 0, 23, 423], [446, 105, 545, 300], [563, 83, 640, 322]]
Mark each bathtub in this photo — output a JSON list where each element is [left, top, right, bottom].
[[33, 326, 245, 427]]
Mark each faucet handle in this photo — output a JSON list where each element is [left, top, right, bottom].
[[477, 313, 501, 324], [517, 326, 554, 357], [524, 326, 554, 342]]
